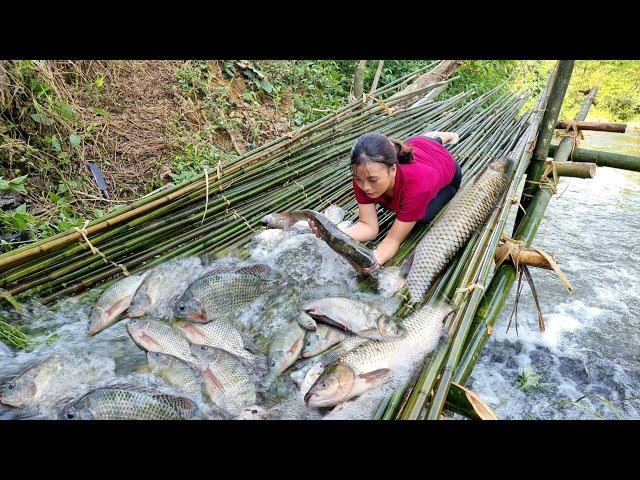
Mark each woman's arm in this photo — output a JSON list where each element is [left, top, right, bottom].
[[340, 203, 379, 242], [372, 219, 416, 265]]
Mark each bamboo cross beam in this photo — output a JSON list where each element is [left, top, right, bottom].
[[548, 144, 640, 172], [551, 160, 597, 178], [556, 120, 627, 133]]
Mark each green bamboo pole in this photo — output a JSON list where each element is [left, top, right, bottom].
[[513, 61, 574, 231], [548, 144, 640, 172]]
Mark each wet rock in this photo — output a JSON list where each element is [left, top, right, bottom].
[[558, 356, 590, 384]]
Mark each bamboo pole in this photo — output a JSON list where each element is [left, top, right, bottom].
[[552, 161, 597, 178], [548, 145, 640, 172], [494, 243, 556, 271], [513, 61, 574, 230], [556, 120, 626, 133]]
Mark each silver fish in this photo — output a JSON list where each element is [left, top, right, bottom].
[[303, 297, 405, 340], [174, 264, 280, 323], [190, 344, 257, 416], [301, 324, 348, 358], [127, 318, 194, 364], [58, 384, 198, 420], [126, 257, 203, 318], [88, 272, 148, 336], [375, 266, 406, 298], [295, 336, 369, 399], [0, 353, 112, 408], [297, 312, 318, 331], [173, 319, 264, 370], [146, 352, 201, 394], [406, 157, 511, 302], [268, 323, 306, 375], [305, 300, 454, 408]]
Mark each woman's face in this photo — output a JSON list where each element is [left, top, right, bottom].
[[352, 161, 396, 198]]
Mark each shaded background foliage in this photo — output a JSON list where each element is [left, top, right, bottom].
[[1, 60, 638, 248]]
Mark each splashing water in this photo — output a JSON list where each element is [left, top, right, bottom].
[[468, 130, 640, 420]]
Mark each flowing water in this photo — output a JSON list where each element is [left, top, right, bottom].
[[0, 223, 404, 420], [468, 128, 640, 419], [2, 129, 638, 420]]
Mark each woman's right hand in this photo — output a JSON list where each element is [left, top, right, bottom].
[[308, 218, 321, 238]]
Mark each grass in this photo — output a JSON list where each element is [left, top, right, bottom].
[[516, 364, 550, 393], [2, 59, 638, 249]]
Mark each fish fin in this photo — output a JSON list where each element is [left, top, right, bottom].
[[401, 251, 415, 276], [357, 369, 391, 384], [237, 264, 271, 279], [305, 312, 348, 332]]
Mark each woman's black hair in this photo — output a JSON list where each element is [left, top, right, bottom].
[[350, 133, 413, 168]]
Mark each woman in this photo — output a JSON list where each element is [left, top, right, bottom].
[[309, 131, 462, 274]]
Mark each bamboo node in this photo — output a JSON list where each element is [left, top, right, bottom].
[[541, 159, 559, 194], [293, 180, 309, 201], [73, 221, 130, 276], [201, 166, 210, 226], [456, 283, 485, 294], [366, 93, 394, 116], [557, 119, 584, 159], [509, 197, 527, 215], [231, 210, 257, 232]]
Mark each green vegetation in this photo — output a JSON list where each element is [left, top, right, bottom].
[[1, 59, 638, 248], [516, 364, 550, 392]]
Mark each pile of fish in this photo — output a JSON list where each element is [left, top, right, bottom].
[[1, 155, 510, 421]]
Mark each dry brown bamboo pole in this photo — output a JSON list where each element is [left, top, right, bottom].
[[551, 161, 597, 178], [390, 60, 464, 107], [556, 120, 626, 133], [494, 244, 556, 270]]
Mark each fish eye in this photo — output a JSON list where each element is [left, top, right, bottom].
[[199, 345, 206, 351], [7, 383, 15, 390], [66, 412, 75, 419], [320, 381, 328, 389], [177, 303, 185, 311], [252, 409, 258, 414]]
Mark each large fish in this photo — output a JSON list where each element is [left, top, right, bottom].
[[146, 352, 201, 394], [0, 354, 109, 408], [302, 297, 405, 341], [268, 323, 306, 376], [127, 318, 194, 364], [173, 319, 265, 370], [88, 272, 148, 336], [173, 264, 280, 324], [294, 336, 369, 399], [260, 209, 376, 269], [126, 257, 204, 319], [58, 385, 198, 420], [300, 209, 378, 269], [305, 300, 454, 408], [190, 344, 257, 416], [406, 157, 511, 302], [258, 204, 345, 231]]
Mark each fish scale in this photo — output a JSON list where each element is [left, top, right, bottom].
[[127, 319, 194, 364], [147, 352, 201, 393], [174, 319, 260, 367], [406, 157, 511, 302], [337, 301, 453, 374], [306, 301, 455, 407], [59, 385, 197, 420], [190, 345, 257, 416], [177, 265, 278, 322], [88, 272, 148, 335]]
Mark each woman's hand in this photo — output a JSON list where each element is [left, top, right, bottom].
[[348, 258, 380, 275], [308, 218, 321, 238]]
